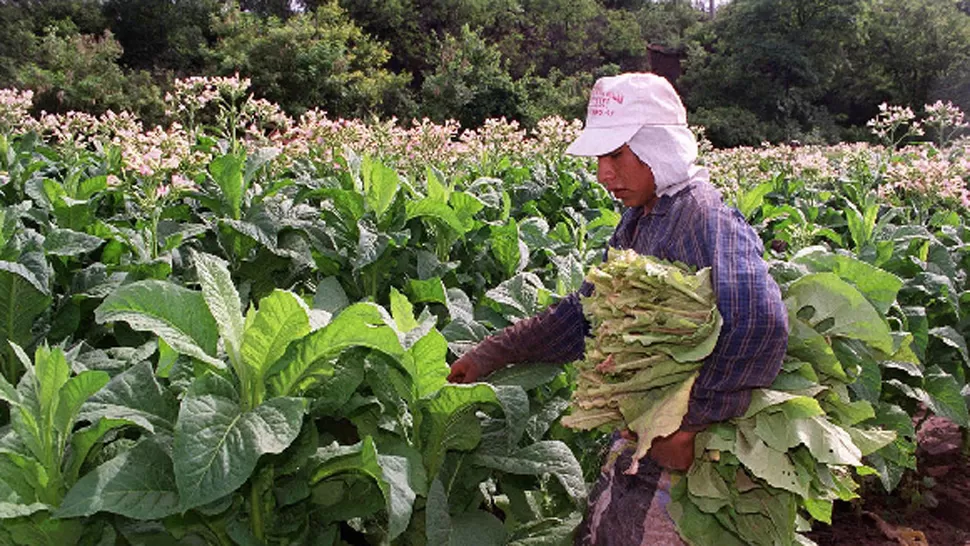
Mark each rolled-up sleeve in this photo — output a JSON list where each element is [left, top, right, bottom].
[[681, 209, 789, 430]]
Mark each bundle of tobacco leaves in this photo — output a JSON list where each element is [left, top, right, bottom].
[[668, 261, 903, 546], [561, 249, 722, 473]]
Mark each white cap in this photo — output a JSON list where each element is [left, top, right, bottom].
[[565, 73, 688, 157]]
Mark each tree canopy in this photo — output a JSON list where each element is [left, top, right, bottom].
[[1, 0, 969, 145]]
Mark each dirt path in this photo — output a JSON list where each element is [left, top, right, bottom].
[[807, 417, 970, 546]]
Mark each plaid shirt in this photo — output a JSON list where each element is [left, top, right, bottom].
[[471, 181, 788, 429]]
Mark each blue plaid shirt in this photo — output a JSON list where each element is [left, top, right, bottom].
[[473, 180, 789, 429]]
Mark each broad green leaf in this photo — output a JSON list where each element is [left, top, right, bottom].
[[507, 513, 583, 546], [78, 361, 179, 440], [448, 511, 508, 546], [923, 366, 970, 427], [0, 498, 48, 519], [408, 277, 448, 305], [76, 175, 108, 200], [244, 147, 280, 185], [734, 488, 797, 545], [195, 253, 244, 370], [353, 219, 390, 271], [42, 229, 103, 257], [317, 187, 366, 229], [221, 218, 276, 249], [310, 437, 415, 540], [362, 157, 399, 220], [449, 191, 486, 230], [65, 417, 131, 484], [241, 290, 310, 381], [446, 288, 475, 323], [736, 181, 774, 220], [525, 398, 570, 441], [53, 370, 109, 437], [174, 393, 306, 509], [0, 262, 51, 354], [473, 441, 586, 502], [268, 303, 404, 397], [426, 478, 452, 544], [686, 460, 731, 509], [844, 201, 870, 250], [493, 385, 530, 450], [485, 273, 548, 319], [734, 423, 807, 496], [790, 248, 903, 315], [313, 277, 349, 316], [846, 428, 896, 456], [803, 498, 833, 524], [95, 280, 221, 368], [2, 511, 83, 546], [0, 371, 18, 405], [488, 363, 563, 391], [551, 254, 585, 295], [410, 329, 449, 399], [755, 413, 861, 465], [743, 389, 820, 418], [389, 287, 419, 333], [928, 326, 970, 366], [0, 449, 48, 504], [209, 154, 246, 220], [422, 384, 499, 476], [406, 199, 466, 234], [490, 220, 524, 278], [669, 500, 746, 546], [784, 273, 893, 353], [57, 439, 179, 520], [426, 167, 449, 203], [309, 357, 366, 415], [624, 376, 697, 468], [32, 344, 70, 434], [376, 453, 419, 540]]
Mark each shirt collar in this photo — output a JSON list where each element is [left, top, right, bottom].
[[638, 183, 694, 217]]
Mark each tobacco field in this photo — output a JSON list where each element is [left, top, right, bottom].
[[1, 79, 969, 545]]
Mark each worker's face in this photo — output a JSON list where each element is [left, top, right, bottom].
[[597, 144, 657, 210]]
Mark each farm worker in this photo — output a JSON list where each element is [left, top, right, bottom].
[[447, 73, 789, 545]]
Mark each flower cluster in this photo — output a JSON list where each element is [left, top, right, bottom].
[[6, 83, 970, 213], [460, 117, 528, 156], [868, 103, 925, 148], [924, 100, 969, 148], [164, 75, 252, 117], [0, 89, 35, 134], [531, 116, 585, 157], [881, 146, 970, 208], [705, 143, 841, 192], [118, 123, 205, 180], [35, 111, 103, 147]]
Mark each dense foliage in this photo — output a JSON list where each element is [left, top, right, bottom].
[[2, 0, 969, 144], [0, 83, 969, 544]]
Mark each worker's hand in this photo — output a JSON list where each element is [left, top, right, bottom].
[[447, 353, 487, 383], [648, 430, 697, 472]]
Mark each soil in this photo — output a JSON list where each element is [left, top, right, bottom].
[[806, 416, 970, 546]]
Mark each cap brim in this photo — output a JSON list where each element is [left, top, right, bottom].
[[565, 124, 641, 157]]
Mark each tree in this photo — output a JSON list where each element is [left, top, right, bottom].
[[634, 0, 705, 49], [835, 0, 970, 123], [102, 0, 220, 74], [16, 23, 163, 119], [206, 1, 412, 118], [681, 0, 866, 143], [420, 24, 522, 128]]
